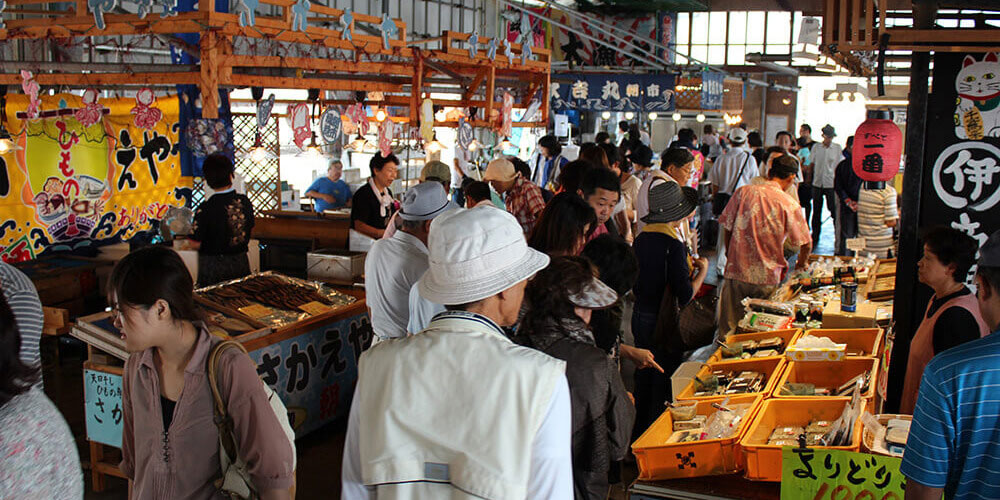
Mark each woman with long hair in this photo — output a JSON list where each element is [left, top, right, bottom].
[[516, 256, 634, 500], [0, 290, 82, 498], [528, 192, 597, 257], [112, 246, 294, 499]]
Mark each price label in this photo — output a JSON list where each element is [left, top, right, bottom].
[[299, 301, 332, 316], [847, 237, 867, 252], [239, 304, 273, 319]]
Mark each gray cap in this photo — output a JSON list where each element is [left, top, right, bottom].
[[980, 229, 1000, 268], [399, 182, 451, 221]]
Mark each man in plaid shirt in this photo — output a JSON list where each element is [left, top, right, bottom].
[[485, 158, 546, 236]]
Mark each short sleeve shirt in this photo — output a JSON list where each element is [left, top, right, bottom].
[[351, 183, 393, 231], [901, 330, 1000, 499], [809, 143, 843, 188], [191, 191, 255, 256], [306, 177, 352, 212], [506, 176, 546, 236], [858, 185, 898, 255], [718, 181, 811, 286]]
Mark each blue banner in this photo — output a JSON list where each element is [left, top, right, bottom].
[[701, 71, 725, 110], [551, 74, 676, 112]]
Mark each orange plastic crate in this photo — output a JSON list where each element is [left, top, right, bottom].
[[632, 395, 763, 480], [740, 398, 865, 482], [707, 329, 802, 366], [773, 358, 880, 405], [675, 358, 787, 401], [798, 328, 884, 358]]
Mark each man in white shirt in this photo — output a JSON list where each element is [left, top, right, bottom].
[[809, 124, 843, 246], [343, 206, 573, 499], [708, 127, 759, 273], [363, 182, 452, 342]]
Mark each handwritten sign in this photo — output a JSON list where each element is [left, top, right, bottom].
[[239, 304, 273, 319], [299, 301, 332, 316], [84, 369, 123, 448], [781, 448, 905, 500]]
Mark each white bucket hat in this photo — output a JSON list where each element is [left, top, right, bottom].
[[418, 205, 551, 305]]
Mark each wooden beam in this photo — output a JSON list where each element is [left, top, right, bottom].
[[485, 64, 495, 131], [521, 79, 540, 108], [885, 28, 999, 43], [0, 72, 200, 85], [227, 74, 403, 92], [200, 31, 220, 119], [464, 69, 488, 101], [225, 55, 414, 76], [411, 49, 423, 126]]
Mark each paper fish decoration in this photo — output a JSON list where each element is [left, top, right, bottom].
[[345, 102, 368, 136], [21, 70, 40, 119], [503, 38, 513, 60], [131, 88, 163, 130], [74, 88, 105, 128], [378, 119, 393, 157], [486, 38, 498, 60], [88, 0, 117, 30], [379, 14, 398, 50], [288, 103, 312, 150], [339, 9, 353, 41], [233, 0, 258, 27], [291, 0, 309, 32], [420, 99, 434, 143], [256, 93, 275, 130], [466, 31, 479, 59]]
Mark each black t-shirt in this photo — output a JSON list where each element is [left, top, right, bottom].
[[928, 287, 982, 354], [191, 191, 255, 256], [162, 396, 176, 430], [350, 183, 393, 231]]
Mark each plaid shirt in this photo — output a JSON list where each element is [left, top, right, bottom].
[[505, 175, 546, 236]]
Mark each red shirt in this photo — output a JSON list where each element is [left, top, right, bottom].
[[505, 176, 546, 236]]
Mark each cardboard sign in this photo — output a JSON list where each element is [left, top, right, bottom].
[[781, 448, 905, 500], [847, 237, 867, 252], [299, 301, 332, 316], [239, 304, 274, 319], [84, 369, 123, 448]]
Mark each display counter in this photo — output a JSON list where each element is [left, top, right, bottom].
[[70, 271, 371, 492], [253, 210, 353, 277]]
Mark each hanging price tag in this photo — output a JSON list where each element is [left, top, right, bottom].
[[847, 237, 867, 252]]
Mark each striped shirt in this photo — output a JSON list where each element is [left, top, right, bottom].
[[901, 329, 1000, 499], [0, 262, 43, 370], [857, 185, 898, 257]]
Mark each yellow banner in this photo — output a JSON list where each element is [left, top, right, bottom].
[[0, 93, 190, 262]]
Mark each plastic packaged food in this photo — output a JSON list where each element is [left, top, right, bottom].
[[739, 312, 794, 332], [669, 401, 698, 421]]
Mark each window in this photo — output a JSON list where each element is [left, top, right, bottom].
[[669, 10, 801, 65]]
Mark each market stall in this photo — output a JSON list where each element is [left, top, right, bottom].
[[70, 272, 369, 490], [629, 255, 904, 499]]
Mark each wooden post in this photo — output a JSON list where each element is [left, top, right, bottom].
[[200, 31, 220, 119], [410, 49, 423, 126], [541, 73, 550, 125], [485, 64, 495, 131], [89, 442, 106, 491]]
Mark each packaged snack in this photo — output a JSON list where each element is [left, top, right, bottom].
[[806, 421, 834, 434], [669, 401, 698, 421], [667, 429, 703, 444], [673, 415, 708, 431]]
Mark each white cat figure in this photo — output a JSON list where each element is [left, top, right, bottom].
[[955, 52, 1000, 139]]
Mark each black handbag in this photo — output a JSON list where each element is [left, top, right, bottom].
[[678, 292, 718, 350]]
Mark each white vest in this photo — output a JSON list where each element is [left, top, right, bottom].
[[357, 311, 566, 500]]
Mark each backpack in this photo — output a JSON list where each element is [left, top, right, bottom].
[[207, 340, 297, 499]]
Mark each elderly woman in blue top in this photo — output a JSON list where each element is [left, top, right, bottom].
[[901, 229, 1000, 500]]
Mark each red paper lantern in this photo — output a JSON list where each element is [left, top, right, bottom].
[[853, 110, 903, 182]]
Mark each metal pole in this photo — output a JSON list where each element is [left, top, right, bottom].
[[886, 0, 936, 414], [494, 0, 665, 70]]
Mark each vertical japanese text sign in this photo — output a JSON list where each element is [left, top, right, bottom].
[[701, 71, 725, 110], [84, 369, 124, 448], [923, 52, 1000, 284]]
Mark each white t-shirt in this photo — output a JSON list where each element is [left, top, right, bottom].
[[363, 231, 429, 339], [708, 146, 759, 195], [407, 280, 446, 335], [809, 142, 843, 189]]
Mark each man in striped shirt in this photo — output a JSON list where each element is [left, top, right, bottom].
[[902, 229, 1000, 499], [0, 261, 43, 372], [857, 181, 898, 258]]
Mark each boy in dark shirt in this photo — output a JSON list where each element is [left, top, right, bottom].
[[190, 154, 255, 287]]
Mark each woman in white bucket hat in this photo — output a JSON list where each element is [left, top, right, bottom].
[[342, 206, 573, 500]]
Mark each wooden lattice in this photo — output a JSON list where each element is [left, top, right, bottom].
[[233, 113, 280, 216]]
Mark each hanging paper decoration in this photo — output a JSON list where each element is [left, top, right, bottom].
[[500, 92, 513, 138], [853, 110, 902, 183], [520, 33, 533, 64], [185, 119, 228, 156], [503, 38, 513, 60], [74, 89, 105, 128], [131, 88, 163, 130], [20, 71, 40, 120], [88, 0, 117, 30], [341, 113, 358, 136], [466, 31, 479, 59], [378, 119, 394, 157], [232, 0, 259, 27], [379, 14, 398, 51], [339, 9, 353, 41], [346, 102, 368, 136], [288, 103, 312, 150], [319, 106, 343, 144], [486, 38, 498, 61], [256, 93, 275, 130], [291, 0, 309, 32], [457, 118, 474, 150], [420, 99, 435, 143]]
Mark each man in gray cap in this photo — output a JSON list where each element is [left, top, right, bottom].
[[343, 206, 572, 499], [901, 229, 1000, 500], [808, 124, 842, 246], [364, 182, 453, 342]]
